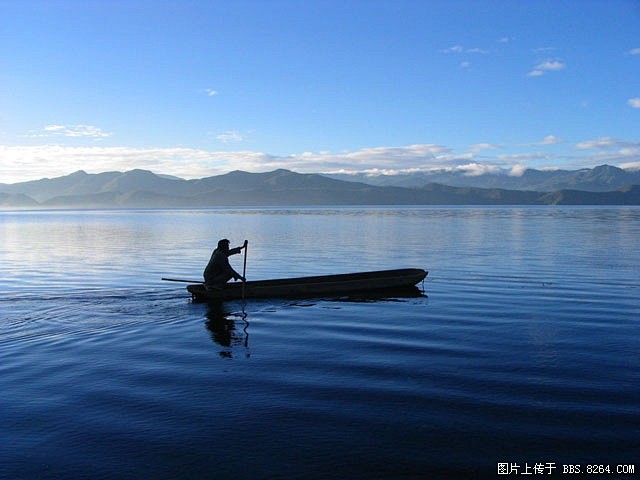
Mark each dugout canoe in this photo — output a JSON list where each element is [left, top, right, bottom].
[[186, 268, 427, 301]]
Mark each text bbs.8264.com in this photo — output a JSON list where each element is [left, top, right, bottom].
[[498, 462, 636, 476]]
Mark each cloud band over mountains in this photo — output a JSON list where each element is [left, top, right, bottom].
[[1, 137, 639, 184]]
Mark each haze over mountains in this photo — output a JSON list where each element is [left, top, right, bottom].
[[0, 165, 639, 208]]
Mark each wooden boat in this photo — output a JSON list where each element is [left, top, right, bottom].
[[186, 268, 427, 301]]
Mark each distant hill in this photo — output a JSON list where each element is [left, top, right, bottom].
[[0, 169, 184, 203], [0, 192, 39, 207], [539, 185, 640, 205], [0, 168, 639, 208], [327, 164, 640, 192]]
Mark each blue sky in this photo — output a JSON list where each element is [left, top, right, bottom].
[[1, 0, 639, 183]]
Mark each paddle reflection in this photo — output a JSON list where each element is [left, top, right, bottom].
[[204, 301, 250, 359]]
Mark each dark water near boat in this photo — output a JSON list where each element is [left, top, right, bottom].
[[1, 207, 638, 479]]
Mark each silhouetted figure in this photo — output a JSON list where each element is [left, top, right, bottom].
[[203, 238, 246, 288]]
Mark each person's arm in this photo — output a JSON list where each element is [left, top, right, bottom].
[[228, 245, 244, 256], [233, 271, 245, 282], [228, 266, 244, 281]]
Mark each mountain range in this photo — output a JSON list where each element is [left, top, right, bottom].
[[327, 164, 640, 192], [0, 166, 639, 208]]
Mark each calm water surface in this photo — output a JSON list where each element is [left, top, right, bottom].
[[1, 207, 638, 479]]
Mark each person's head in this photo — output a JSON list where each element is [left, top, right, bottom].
[[217, 238, 230, 251]]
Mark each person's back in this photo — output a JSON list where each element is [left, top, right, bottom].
[[203, 248, 222, 283]]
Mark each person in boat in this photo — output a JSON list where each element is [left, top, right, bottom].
[[203, 238, 247, 288]]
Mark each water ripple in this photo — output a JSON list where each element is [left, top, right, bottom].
[[1, 207, 639, 479]]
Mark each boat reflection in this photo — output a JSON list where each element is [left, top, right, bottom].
[[330, 285, 427, 302], [203, 287, 426, 358], [204, 301, 250, 359]]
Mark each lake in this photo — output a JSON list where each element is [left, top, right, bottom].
[[1, 207, 638, 479]]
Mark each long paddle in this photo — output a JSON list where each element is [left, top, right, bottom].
[[241, 239, 248, 301], [162, 277, 203, 283]]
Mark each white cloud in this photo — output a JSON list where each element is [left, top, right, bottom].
[[460, 61, 470, 69], [440, 45, 488, 54], [455, 163, 501, 176], [619, 146, 640, 154], [215, 131, 244, 143], [470, 143, 499, 153], [628, 97, 640, 108], [571, 138, 640, 166], [284, 144, 457, 174], [205, 88, 219, 96], [507, 164, 562, 176], [575, 137, 623, 150], [431, 152, 476, 163], [44, 125, 66, 132], [619, 162, 640, 171], [628, 48, 640, 55], [0, 145, 271, 183], [539, 166, 562, 171], [509, 165, 529, 177], [440, 45, 464, 53], [344, 144, 450, 162], [528, 59, 566, 77], [27, 124, 112, 138], [538, 60, 565, 71], [537, 135, 564, 145]]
